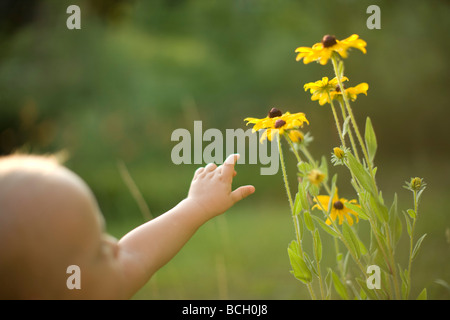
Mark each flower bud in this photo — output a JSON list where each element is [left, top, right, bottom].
[[333, 147, 345, 159], [410, 177, 424, 191]]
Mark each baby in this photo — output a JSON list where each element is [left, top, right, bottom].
[[0, 153, 255, 299]]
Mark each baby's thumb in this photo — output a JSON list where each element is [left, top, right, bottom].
[[231, 185, 255, 203]]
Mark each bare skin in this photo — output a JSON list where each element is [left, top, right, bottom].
[[0, 154, 254, 299]]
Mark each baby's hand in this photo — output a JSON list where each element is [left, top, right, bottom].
[[187, 154, 255, 219]]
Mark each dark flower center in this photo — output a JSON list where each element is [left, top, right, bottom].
[[322, 35, 337, 48], [268, 108, 282, 118], [274, 119, 286, 128], [335, 84, 345, 92], [333, 200, 344, 210]]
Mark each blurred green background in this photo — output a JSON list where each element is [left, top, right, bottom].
[[1, 0, 449, 299]]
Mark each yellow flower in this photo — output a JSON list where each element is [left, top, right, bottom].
[[304, 77, 368, 105], [312, 189, 359, 226], [244, 107, 282, 132], [295, 34, 367, 65], [304, 77, 348, 105], [333, 147, 345, 159], [287, 130, 304, 143], [308, 169, 326, 186], [244, 108, 309, 143], [331, 82, 369, 102]]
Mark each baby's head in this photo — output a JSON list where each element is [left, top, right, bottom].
[[0, 155, 124, 299]]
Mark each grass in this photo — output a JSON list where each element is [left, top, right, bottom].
[[105, 188, 449, 300], [107, 201, 308, 300]]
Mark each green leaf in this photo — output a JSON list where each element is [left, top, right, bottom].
[[331, 270, 349, 300], [288, 240, 300, 256], [412, 234, 427, 261], [293, 192, 302, 216], [319, 156, 328, 184], [372, 166, 378, 177], [297, 211, 304, 240], [388, 193, 398, 220], [364, 117, 377, 163], [434, 279, 450, 291], [417, 187, 426, 202], [343, 251, 350, 275], [356, 278, 378, 300], [303, 252, 318, 277], [403, 211, 412, 237], [342, 115, 351, 138], [331, 173, 338, 191], [288, 245, 312, 284], [389, 193, 402, 247], [313, 229, 322, 262], [298, 180, 309, 212], [342, 222, 361, 259], [303, 211, 315, 232], [328, 176, 337, 212], [372, 249, 389, 273], [325, 269, 333, 300], [399, 266, 410, 299], [417, 288, 427, 300], [369, 193, 389, 223], [337, 59, 345, 78], [359, 287, 367, 300], [358, 238, 368, 256], [344, 201, 369, 221], [311, 215, 340, 238], [407, 209, 416, 219], [297, 161, 313, 175], [346, 153, 376, 196], [308, 182, 319, 197]]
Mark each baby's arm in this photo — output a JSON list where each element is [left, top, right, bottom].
[[117, 154, 255, 298]]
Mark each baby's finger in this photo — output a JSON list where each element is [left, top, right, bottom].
[[194, 167, 205, 179], [204, 162, 217, 173], [231, 185, 255, 203], [221, 153, 239, 178]]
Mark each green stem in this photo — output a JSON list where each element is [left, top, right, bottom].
[[277, 135, 316, 300], [312, 230, 325, 299], [384, 221, 402, 299], [334, 237, 345, 282], [328, 93, 346, 149], [367, 213, 401, 299], [278, 135, 295, 212], [338, 100, 360, 163], [406, 190, 418, 299], [331, 55, 376, 187], [284, 134, 302, 164], [299, 144, 316, 166]]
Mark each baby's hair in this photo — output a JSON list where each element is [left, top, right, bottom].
[[0, 150, 68, 165], [0, 150, 69, 174]]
